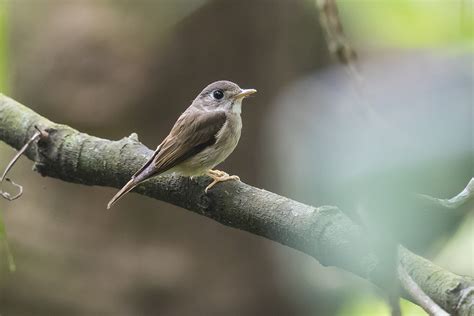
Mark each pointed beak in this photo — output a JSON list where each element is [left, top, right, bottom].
[[234, 88, 257, 99]]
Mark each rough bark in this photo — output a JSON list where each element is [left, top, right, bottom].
[[1, 94, 472, 315]]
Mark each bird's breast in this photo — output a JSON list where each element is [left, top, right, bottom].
[[176, 113, 242, 175], [213, 113, 242, 157], [217, 113, 241, 139]]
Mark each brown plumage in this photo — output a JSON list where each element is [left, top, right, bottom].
[[107, 80, 256, 209]]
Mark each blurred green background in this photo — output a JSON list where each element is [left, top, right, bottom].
[[0, 1, 472, 315]]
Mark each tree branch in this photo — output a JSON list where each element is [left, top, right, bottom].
[[418, 178, 474, 210], [398, 264, 449, 316], [316, 0, 356, 64], [0, 94, 472, 315]]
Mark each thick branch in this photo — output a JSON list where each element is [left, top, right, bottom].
[[0, 94, 472, 315]]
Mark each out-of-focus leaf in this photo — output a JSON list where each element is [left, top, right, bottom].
[[435, 213, 474, 275], [337, 296, 425, 316], [339, 0, 474, 48]]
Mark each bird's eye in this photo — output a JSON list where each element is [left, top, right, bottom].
[[212, 89, 224, 100]]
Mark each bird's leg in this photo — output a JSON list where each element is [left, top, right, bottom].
[[205, 169, 240, 193]]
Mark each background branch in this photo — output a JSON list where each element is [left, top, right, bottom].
[[398, 264, 449, 316], [1, 94, 473, 315], [316, 0, 356, 64], [418, 178, 474, 210]]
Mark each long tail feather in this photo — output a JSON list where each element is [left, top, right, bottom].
[[107, 145, 162, 209], [107, 178, 140, 209]]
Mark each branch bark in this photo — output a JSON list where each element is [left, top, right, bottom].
[[1, 94, 473, 315], [398, 264, 449, 316]]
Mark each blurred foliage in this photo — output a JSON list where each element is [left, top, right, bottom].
[[0, 0, 9, 92], [339, 0, 474, 48], [435, 212, 474, 275], [338, 297, 425, 316]]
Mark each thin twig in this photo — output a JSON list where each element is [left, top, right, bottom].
[[389, 295, 401, 316], [316, 0, 356, 64], [418, 178, 474, 210], [316, 0, 389, 129], [0, 126, 47, 201], [398, 264, 450, 316]]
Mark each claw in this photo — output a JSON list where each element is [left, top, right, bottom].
[[205, 169, 240, 193]]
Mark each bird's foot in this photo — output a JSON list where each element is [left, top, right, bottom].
[[205, 169, 240, 193]]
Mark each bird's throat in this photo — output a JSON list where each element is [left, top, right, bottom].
[[231, 99, 243, 114]]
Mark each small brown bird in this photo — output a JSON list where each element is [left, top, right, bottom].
[[107, 80, 256, 209]]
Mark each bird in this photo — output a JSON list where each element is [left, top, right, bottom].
[[107, 80, 256, 209]]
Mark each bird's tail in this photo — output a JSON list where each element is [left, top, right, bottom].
[[107, 145, 161, 209], [107, 178, 141, 209]]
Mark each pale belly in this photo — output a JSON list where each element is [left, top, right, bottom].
[[173, 114, 242, 176]]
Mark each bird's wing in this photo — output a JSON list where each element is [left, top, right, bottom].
[[130, 144, 161, 180], [150, 109, 227, 175], [106, 110, 227, 209]]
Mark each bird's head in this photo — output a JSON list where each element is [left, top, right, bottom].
[[193, 80, 256, 114]]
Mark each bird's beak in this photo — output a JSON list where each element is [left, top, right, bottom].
[[234, 88, 257, 99]]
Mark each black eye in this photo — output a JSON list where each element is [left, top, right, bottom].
[[212, 89, 224, 100]]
